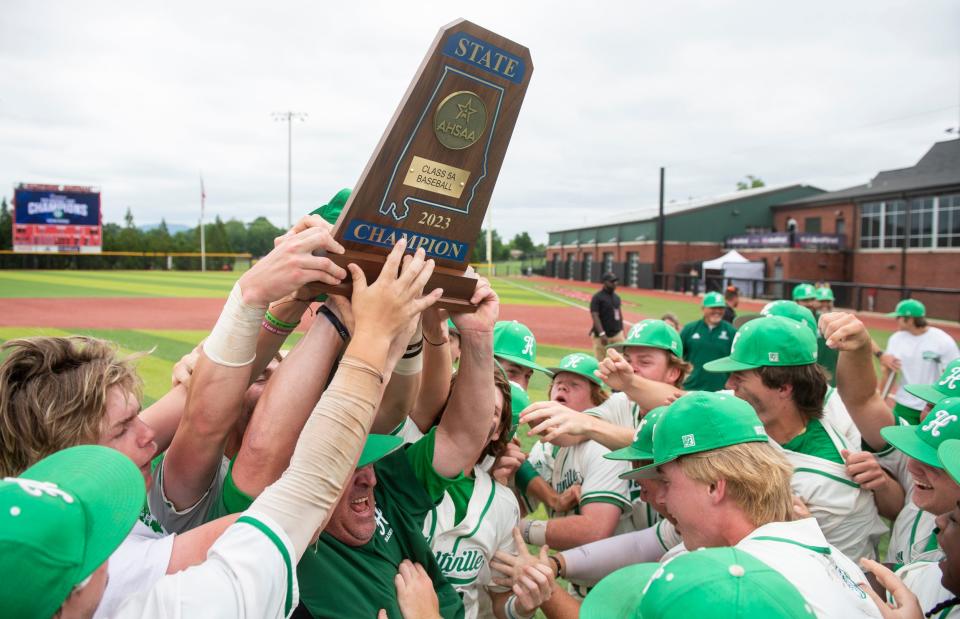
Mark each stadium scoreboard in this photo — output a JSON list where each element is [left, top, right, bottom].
[[12, 183, 102, 253]]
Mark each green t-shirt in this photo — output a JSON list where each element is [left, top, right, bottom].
[[782, 419, 843, 464], [680, 319, 737, 391], [297, 428, 465, 619]]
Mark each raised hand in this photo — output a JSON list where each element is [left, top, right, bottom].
[[595, 348, 635, 391], [349, 239, 442, 341], [449, 276, 498, 334], [819, 312, 873, 352], [521, 401, 595, 444], [239, 218, 346, 308]]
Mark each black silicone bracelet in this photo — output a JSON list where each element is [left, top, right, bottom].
[[318, 304, 350, 342]]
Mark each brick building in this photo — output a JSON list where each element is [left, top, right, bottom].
[[544, 140, 960, 320]]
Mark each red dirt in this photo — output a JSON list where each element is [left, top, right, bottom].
[[3, 287, 957, 347]]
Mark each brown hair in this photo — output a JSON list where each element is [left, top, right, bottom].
[[678, 441, 795, 526], [0, 336, 143, 476], [666, 354, 692, 388], [757, 363, 828, 422]]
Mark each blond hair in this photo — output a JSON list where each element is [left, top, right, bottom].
[[0, 336, 142, 476], [678, 441, 794, 526]]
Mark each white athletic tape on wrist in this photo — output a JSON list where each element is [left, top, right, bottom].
[[203, 282, 265, 367], [393, 321, 424, 376], [505, 594, 535, 619], [522, 518, 547, 546]]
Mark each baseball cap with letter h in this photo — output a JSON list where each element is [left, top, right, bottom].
[[0, 445, 145, 618], [493, 320, 552, 376], [882, 397, 960, 468]]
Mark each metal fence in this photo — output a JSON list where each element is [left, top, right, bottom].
[[653, 272, 960, 323]]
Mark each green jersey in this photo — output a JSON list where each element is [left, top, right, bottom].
[[681, 319, 737, 391], [297, 428, 465, 619]]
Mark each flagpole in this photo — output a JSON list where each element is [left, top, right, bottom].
[[200, 176, 206, 272]]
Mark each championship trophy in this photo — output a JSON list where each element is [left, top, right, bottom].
[[318, 19, 533, 310]]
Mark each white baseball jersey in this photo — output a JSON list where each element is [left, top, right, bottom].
[[887, 327, 960, 410], [823, 387, 862, 449], [888, 500, 938, 565], [423, 466, 520, 619], [94, 521, 175, 619], [583, 391, 639, 429], [546, 439, 632, 518], [114, 511, 296, 619], [522, 440, 556, 513], [395, 417, 426, 445], [896, 555, 960, 618], [777, 419, 888, 560], [736, 518, 882, 618]]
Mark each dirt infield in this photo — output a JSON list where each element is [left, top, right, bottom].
[[0, 297, 613, 349], [3, 287, 956, 347]]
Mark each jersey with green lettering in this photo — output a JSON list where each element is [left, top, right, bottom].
[[424, 466, 520, 619], [547, 440, 632, 516], [297, 428, 465, 619], [680, 319, 736, 391]]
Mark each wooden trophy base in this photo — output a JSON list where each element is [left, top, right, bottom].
[[315, 248, 479, 312]]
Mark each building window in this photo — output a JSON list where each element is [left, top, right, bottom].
[[909, 197, 934, 248], [860, 202, 882, 248], [883, 200, 905, 248], [603, 252, 614, 274], [940, 194, 960, 247], [627, 252, 639, 287], [582, 253, 594, 281], [836, 216, 846, 236], [804, 217, 821, 233]]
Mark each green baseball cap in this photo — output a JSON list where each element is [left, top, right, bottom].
[[547, 352, 604, 387], [610, 319, 683, 358], [905, 360, 960, 405], [310, 188, 351, 226], [357, 434, 404, 468], [888, 298, 926, 318], [0, 445, 145, 618], [703, 315, 817, 374], [702, 291, 726, 308], [814, 287, 835, 302], [507, 380, 530, 441], [492, 321, 552, 376], [792, 283, 817, 301], [607, 406, 666, 464], [580, 547, 815, 619], [624, 391, 769, 479], [881, 397, 960, 468], [937, 438, 960, 486], [733, 300, 817, 335]]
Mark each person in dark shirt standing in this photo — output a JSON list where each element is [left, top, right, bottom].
[[722, 285, 739, 324], [680, 291, 737, 391], [590, 272, 624, 360]]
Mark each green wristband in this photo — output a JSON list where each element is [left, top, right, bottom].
[[516, 460, 540, 494], [264, 309, 300, 331]]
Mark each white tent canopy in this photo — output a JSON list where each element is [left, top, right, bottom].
[[701, 250, 765, 295]]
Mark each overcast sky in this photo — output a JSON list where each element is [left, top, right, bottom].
[[2, 1, 958, 243]]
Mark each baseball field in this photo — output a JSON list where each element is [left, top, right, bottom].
[[0, 269, 908, 410]]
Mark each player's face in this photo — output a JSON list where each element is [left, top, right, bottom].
[[818, 301, 833, 313], [98, 387, 157, 490], [59, 560, 108, 619], [702, 306, 724, 326], [907, 458, 960, 515], [936, 501, 960, 596], [621, 346, 679, 385], [655, 460, 722, 549], [636, 477, 676, 524], [324, 465, 378, 547], [725, 371, 773, 422], [798, 299, 818, 312], [497, 359, 533, 390], [550, 372, 593, 413]]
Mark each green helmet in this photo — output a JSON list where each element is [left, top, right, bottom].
[[0, 446, 146, 618], [547, 353, 604, 387], [882, 397, 960, 469], [888, 298, 925, 318], [310, 188, 351, 226], [905, 359, 960, 405], [702, 291, 726, 308], [624, 391, 768, 480], [607, 406, 667, 464], [791, 283, 817, 301], [704, 315, 817, 373], [734, 300, 817, 336], [492, 321, 552, 375], [611, 319, 683, 358], [814, 287, 835, 302], [581, 547, 815, 619]]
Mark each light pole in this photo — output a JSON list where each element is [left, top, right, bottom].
[[272, 111, 308, 228]]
